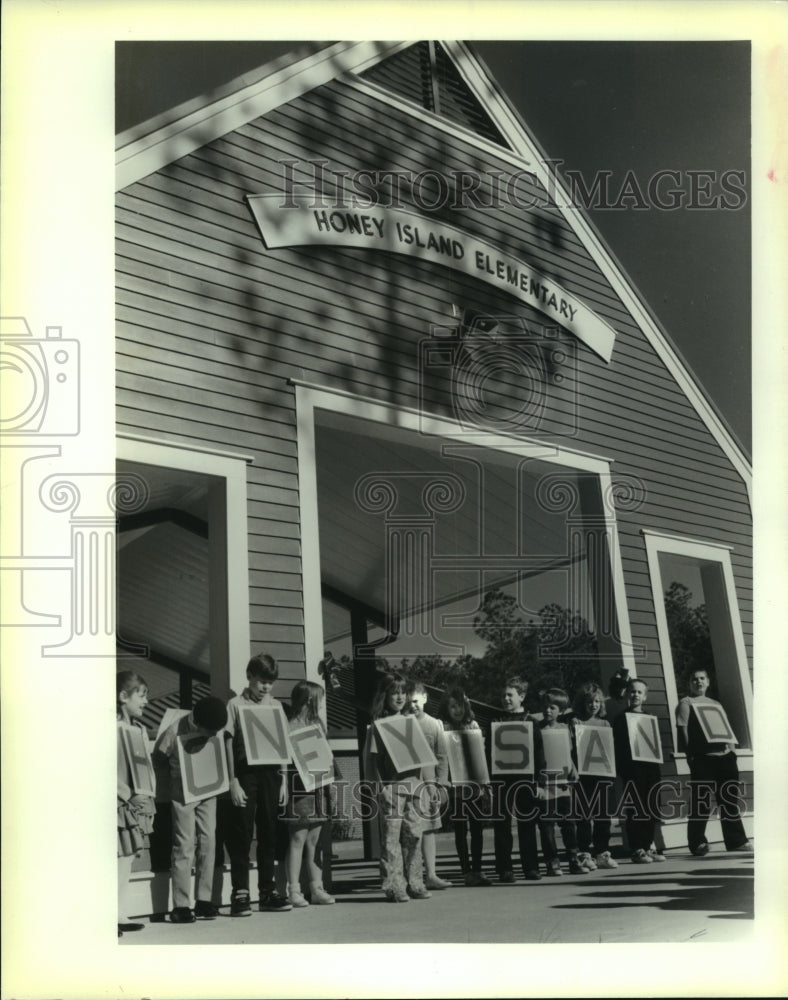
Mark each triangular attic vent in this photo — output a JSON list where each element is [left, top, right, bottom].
[[360, 41, 509, 148]]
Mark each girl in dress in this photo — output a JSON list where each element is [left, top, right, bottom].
[[117, 671, 156, 936], [284, 681, 335, 906]]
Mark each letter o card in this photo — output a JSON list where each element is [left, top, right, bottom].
[[177, 733, 229, 804], [626, 713, 663, 764], [691, 702, 737, 745], [575, 725, 616, 777], [239, 703, 291, 765], [120, 723, 156, 796], [491, 721, 534, 776], [289, 724, 334, 792]]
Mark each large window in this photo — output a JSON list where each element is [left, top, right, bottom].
[[643, 530, 752, 755]]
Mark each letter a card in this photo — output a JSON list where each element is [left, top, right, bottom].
[[691, 702, 737, 745], [374, 715, 437, 774], [239, 703, 291, 765], [177, 733, 229, 804], [575, 725, 616, 777], [289, 723, 335, 792]]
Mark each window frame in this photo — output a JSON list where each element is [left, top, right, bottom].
[[642, 528, 753, 772]]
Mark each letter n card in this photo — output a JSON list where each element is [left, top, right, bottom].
[[626, 713, 663, 763], [691, 702, 737, 745], [445, 729, 489, 785], [239, 703, 291, 765], [374, 715, 437, 774], [120, 722, 156, 796], [177, 733, 229, 804], [575, 725, 616, 777], [289, 723, 334, 792], [491, 721, 533, 776]]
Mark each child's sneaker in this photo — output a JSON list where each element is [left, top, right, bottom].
[[231, 890, 252, 917], [568, 857, 588, 875], [309, 882, 335, 905], [194, 900, 218, 920], [729, 840, 753, 853], [578, 852, 597, 871], [594, 851, 619, 869], [648, 849, 666, 863], [169, 906, 195, 923], [691, 841, 710, 856], [631, 849, 653, 864], [258, 889, 292, 912], [424, 874, 452, 890], [546, 859, 563, 877], [289, 889, 310, 907]]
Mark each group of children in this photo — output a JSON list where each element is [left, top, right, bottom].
[[117, 654, 335, 935], [117, 657, 751, 932]]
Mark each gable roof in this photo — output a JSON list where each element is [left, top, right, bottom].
[[115, 39, 751, 500]]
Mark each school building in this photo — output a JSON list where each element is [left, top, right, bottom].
[[115, 41, 753, 897]]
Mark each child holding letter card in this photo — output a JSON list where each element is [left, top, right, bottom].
[[363, 673, 433, 902], [283, 681, 336, 906], [222, 653, 292, 916], [152, 695, 229, 922], [612, 678, 663, 865], [441, 687, 493, 886], [487, 677, 545, 882], [408, 679, 451, 890], [568, 682, 617, 871], [117, 671, 156, 938], [675, 668, 751, 855], [538, 688, 584, 876]]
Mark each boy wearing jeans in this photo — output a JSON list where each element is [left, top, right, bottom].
[[223, 653, 292, 914], [153, 696, 228, 923]]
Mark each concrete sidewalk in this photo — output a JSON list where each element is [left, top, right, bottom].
[[121, 838, 754, 945]]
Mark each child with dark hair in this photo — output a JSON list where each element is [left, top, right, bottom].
[[488, 676, 545, 883], [441, 687, 492, 886], [153, 694, 228, 922], [117, 671, 156, 937], [605, 668, 630, 723], [223, 653, 292, 915], [538, 688, 584, 876]]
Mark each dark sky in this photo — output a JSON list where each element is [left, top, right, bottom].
[[117, 40, 751, 453]]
